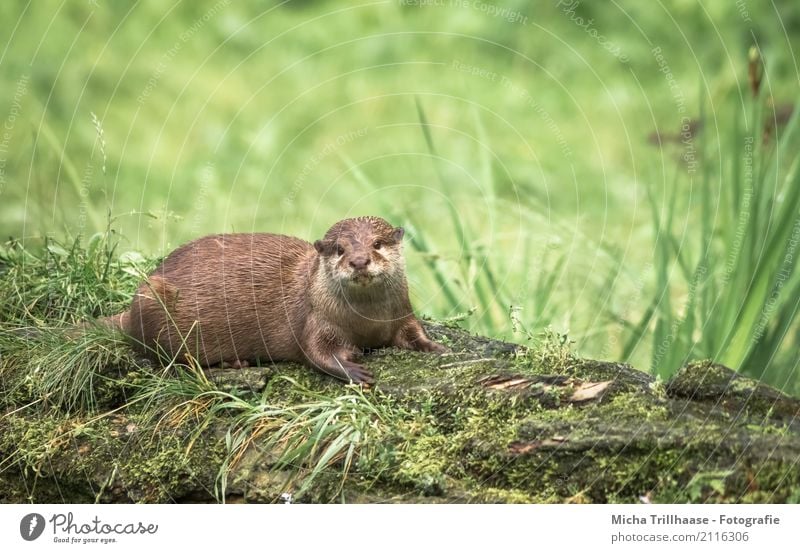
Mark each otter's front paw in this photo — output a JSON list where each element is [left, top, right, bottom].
[[340, 360, 375, 385], [417, 339, 449, 354]]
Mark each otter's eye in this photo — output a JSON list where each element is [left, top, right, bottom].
[[373, 240, 382, 250], [336, 245, 345, 256]]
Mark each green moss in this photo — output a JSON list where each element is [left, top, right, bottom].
[[394, 433, 450, 496], [465, 487, 536, 503], [600, 392, 670, 422], [2, 317, 800, 504], [120, 429, 222, 502], [0, 414, 69, 474], [667, 360, 800, 421]]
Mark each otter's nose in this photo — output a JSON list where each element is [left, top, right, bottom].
[[349, 257, 371, 270]]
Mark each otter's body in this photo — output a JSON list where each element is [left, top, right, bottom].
[[114, 217, 445, 384]]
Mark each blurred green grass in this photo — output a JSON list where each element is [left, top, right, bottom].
[[1, 1, 800, 392]]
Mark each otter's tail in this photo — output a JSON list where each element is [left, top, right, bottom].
[[6, 312, 130, 342], [96, 311, 131, 333]]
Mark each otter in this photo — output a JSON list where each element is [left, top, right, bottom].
[[107, 216, 446, 384]]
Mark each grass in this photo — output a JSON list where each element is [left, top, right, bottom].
[[212, 378, 390, 500], [339, 97, 563, 335], [615, 51, 800, 393]]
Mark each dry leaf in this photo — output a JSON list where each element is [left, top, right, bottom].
[[569, 380, 612, 402]]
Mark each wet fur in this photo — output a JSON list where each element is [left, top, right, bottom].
[[109, 217, 445, 383]]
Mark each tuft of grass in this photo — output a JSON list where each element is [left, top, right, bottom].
[[0, 325, 138, 414], [0, 228, 152, 414], [0, 229, 149, 326], [217, 378, 390, 501], [137, 370, 393, 502]]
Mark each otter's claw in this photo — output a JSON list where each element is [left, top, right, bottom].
[[418, 339, 449, 353], [342, 361, 375, 385]]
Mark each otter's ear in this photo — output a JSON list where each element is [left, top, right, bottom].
[[314, 239, 330, 255], [392, 227, 405, 243]]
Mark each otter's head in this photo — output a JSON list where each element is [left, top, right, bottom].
[[314, 216, 405, 289]]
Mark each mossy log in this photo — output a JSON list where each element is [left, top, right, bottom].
[[2, 324, 799, 504]]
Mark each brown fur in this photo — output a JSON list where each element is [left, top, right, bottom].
[[108, 217, 446, 384]]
